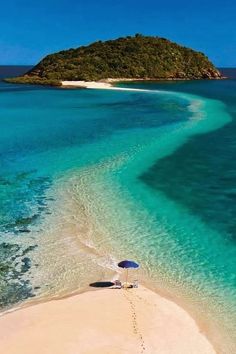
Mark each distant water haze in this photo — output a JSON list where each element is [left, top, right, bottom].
[[220, 67, 236, 79], [0, 66, 32, 79]]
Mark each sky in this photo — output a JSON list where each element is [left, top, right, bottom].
[[0, 0, 235, 67]]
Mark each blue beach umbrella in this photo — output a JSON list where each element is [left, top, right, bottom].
[[118, 260, 139, 286]]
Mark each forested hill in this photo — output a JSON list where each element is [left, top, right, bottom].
[[6, 34, 222, 86]]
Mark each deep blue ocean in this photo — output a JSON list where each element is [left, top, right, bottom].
[[0, 66, 235, 352]]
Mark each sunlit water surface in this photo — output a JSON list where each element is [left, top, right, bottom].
[[0, 69, 236, 352]]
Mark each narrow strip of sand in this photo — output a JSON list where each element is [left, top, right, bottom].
[[61, 79, 142, 90], [62, 80, 114, 89], [0, 286, 215, 354]]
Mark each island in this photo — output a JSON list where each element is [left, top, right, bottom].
[[5, 34, 222, 86]]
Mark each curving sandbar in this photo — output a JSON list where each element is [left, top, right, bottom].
[[0, 286, 215, 354]]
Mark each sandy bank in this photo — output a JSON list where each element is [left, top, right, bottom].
[[0, 286, 215, 354], [61, 79, 148, 89], [61, 80, 114, 89]]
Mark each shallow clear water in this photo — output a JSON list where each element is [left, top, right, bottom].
[[0, 70, 236, 352]]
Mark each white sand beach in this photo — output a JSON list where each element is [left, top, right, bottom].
[[0, 285, 215, 354], [61, 79, 146, 89], [62, 80, 114, 89]]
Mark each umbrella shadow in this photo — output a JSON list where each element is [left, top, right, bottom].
[[89, 281, 114, 288]]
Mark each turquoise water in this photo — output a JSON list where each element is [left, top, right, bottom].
[[0, 71, 236, 352]]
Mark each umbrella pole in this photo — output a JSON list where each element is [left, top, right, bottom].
[[125, 268, 128, 289]]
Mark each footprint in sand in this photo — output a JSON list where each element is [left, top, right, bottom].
[[123, 291, 147, 353]]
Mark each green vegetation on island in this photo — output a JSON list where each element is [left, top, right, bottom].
[[5, 76, 62, 86], [5, 34, 222, 86]]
